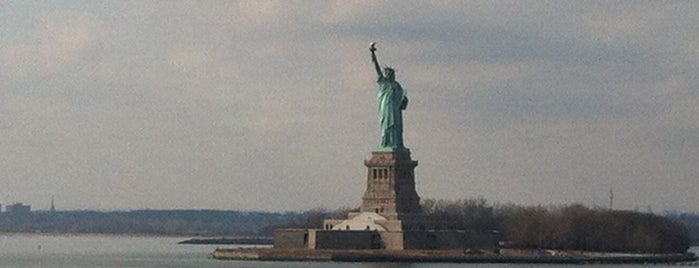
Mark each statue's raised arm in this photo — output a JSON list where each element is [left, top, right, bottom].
[[370, 42, 383, 79]]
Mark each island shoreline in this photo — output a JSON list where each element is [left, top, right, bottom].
[[212, 248, 698, 264]]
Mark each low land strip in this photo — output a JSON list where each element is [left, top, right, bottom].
[[212, 248, 698, 264]]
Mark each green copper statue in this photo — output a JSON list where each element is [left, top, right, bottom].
[[370, 42, 408, 151]]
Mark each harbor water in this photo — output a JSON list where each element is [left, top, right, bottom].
[[0, 234, 696, 268]]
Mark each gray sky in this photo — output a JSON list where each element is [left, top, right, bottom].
[[1, 1, 697, 212]]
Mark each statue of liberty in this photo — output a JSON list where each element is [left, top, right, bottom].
[[370, 43, 408, 151]]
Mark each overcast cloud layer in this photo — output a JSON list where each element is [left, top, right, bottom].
[[1, 1, 697, 212]]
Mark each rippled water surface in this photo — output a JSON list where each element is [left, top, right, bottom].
[[0, 234, 695, 268]]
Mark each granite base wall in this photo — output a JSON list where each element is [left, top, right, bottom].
[[273, 229, 308, 249], [274, 228, 497, 250], [403, 230, 497, 250], [379, 231, 404, 250], [315, 230, 381, 249]]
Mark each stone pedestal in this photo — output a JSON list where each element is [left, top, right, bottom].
[[360, 150, 420, 220], [311, 149, 497, 250]]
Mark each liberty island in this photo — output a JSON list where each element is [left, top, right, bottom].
[[211, 44, 697, 263]]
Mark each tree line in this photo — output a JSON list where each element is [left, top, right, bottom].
[[665, 212, 699, 247], [502, 204, 689, 253], [418, 198, 690, 253]]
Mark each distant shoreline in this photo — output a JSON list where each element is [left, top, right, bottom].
[[212, 248, 698, 264], [178, 237, 273, 245], [0, 232, 196, 238]]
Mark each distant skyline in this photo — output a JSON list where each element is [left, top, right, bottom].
[[1, 1, 697, 212]]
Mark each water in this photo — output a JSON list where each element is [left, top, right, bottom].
[[0, 234, 696, 268]]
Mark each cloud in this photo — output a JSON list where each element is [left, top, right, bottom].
[[0, 10, 103, 78], [226, 0, 283, 26]]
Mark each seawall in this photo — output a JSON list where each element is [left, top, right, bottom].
[[212, 248, 698, 264]]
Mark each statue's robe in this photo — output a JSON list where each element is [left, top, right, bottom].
[[377, 76, 407, 150]]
